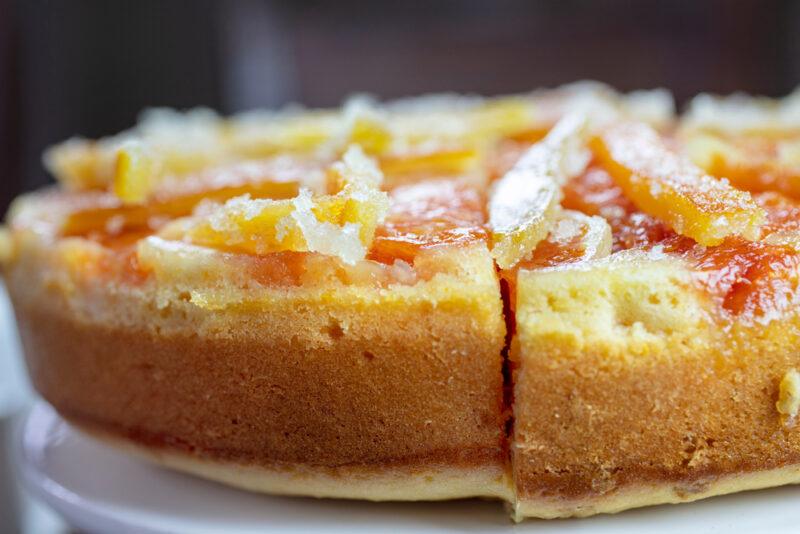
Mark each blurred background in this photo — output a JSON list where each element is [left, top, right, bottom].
[[3, 0, 800, 215], [1, 1, 800, 531]]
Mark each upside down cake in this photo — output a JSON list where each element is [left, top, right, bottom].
[[3, 82, 800, 520]]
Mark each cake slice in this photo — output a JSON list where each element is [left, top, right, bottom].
[[4, 143, 510, 501], [509, 108, 800, 518]]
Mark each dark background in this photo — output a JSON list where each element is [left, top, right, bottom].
[[2, 0, 800, 214]]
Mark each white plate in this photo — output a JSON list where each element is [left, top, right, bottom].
[[14, 402, 800, 534]]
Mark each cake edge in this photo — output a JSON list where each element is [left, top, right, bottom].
[[68, 416, 515, 503], [511, 463, 800, 520]]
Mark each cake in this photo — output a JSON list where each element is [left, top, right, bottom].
[[3, 82, 800, 520]]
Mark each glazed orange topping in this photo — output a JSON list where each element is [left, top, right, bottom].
[[564, 164, 800, 318], [61, 157, 310, 236], [562, 164, 676, 251], [593, 122, 765, 245], [686, 238, 800, 318], [368, 180, 487, 264], [518, 224, 588, 269]]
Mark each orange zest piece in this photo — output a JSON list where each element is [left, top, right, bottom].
[[593, 122, 765, 246], [489, 113, 589, 269], [378, 147, 478, 177]]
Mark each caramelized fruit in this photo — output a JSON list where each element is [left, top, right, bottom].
[[369, 180, 487, 264], [489, 114, 589, 269], [61, 157, 310, 236], [593, 122, 764, 246], [175, 146, 389, 265], [518, 210, 612, 270]]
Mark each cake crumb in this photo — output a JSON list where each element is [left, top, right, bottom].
[[777, 369, 800, 425]]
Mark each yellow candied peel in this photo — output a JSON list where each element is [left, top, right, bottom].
[[489, 113, 590, 269], [169, 145, 389, 265], [593, 121, 765, 246], [334, 97, 483, 178], [112, 140, 164, 204], [45, 108, 227, 191]]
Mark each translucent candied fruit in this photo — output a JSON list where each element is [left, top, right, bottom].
[[45, 108, 227, 190], [593, 122, 765, 246], [379, 146, 479, 178], [562, 164, 676, 251], [519, 210, 612, 270], [43, 139, 111, 191], [337, 97, 394, 155], [61, 157, 308, 236], [489, 113, 590, 269], [175, 145, 389, 265]]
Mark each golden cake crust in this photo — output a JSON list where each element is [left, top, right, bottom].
[[6, 229, 509, 501], [511, 256, 800, 518]]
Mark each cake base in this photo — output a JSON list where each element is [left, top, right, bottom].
[[71, 418, 513, 502]]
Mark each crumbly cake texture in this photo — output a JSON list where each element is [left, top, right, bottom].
[[4, 82, 800, 520], [511, 255, 800, 518]]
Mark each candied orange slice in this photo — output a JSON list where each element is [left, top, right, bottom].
[[470, 98, 536, 140], [763, 230, 800, 251], [61, 158, 309, 236], [489, 114, 590, 269], [175, 145, 389, 264], [378, 146, 478, 177], [593, 122, 765, 246], [229, 111, 339, 158], [336, 98, 393, 155], [45, 109, 227, 190]]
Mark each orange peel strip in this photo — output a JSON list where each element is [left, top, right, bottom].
[[593, 121, 765, 246], [489, 114, 589, 269]]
